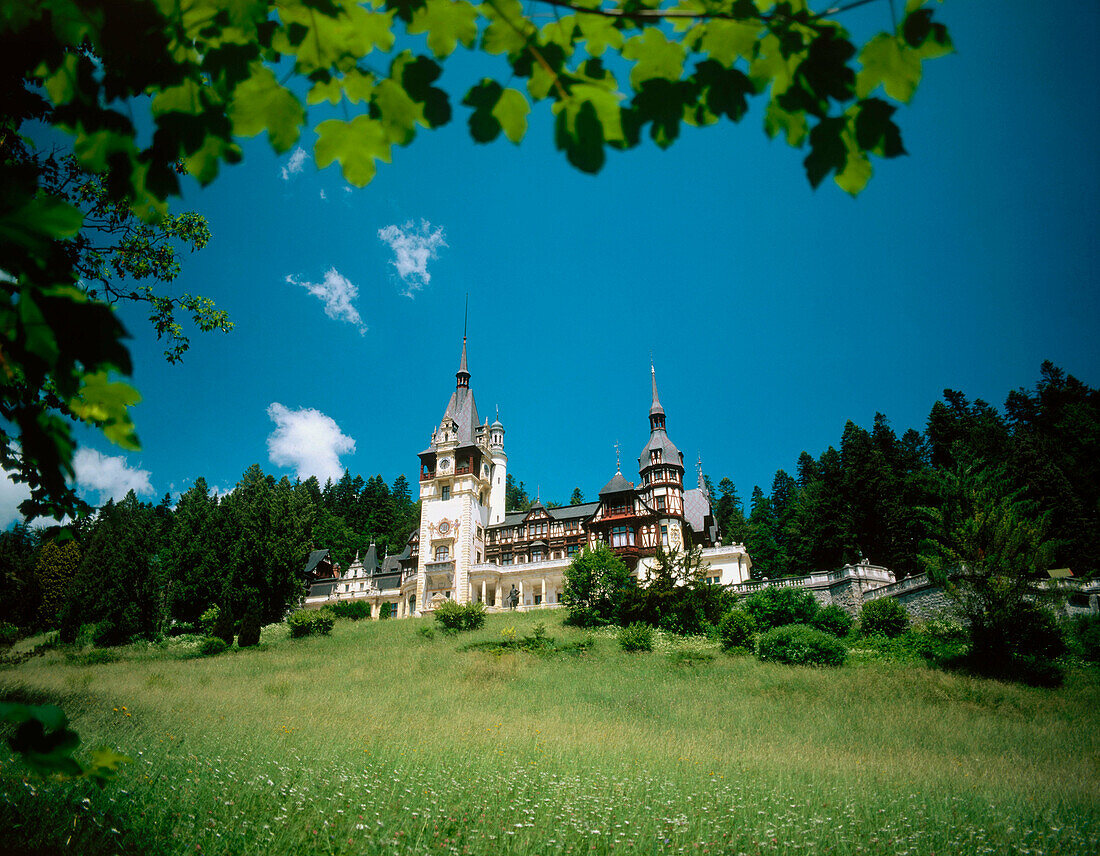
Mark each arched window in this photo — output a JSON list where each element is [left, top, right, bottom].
[[435, 545, 450, 561]]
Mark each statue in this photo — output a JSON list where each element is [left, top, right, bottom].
[[508, 585, 520, 610]]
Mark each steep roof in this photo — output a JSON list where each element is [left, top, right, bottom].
[[303, 549, 330, 577], [683, 487, 717, 543], [490, 501, 600, 529], [441, 385, 481, 449], [638, 429, 683, 470], [362, 542, 379, 574], [599, 470, 635, 496]]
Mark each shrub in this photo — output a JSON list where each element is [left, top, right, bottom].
[[168, 622, 197, 637], [860, 598, 909, 638], [969, 600, 1066, 686], [717, 609, 756, 652], [757, 624, 847, 667], [287, 610, 335, 638], [0, 622, 19, 646], [812, 604, 853, 638], [212, 605, 235, 647], [330, 600, 372, 620], [742, 586, 820, 632], [198, 606, 220, 636], [619, 622, 654, 652], [237, 602, 262, 648], [71, 648, 122, 665], [198, 637, 228, 656], [1070, 614, 1100, 663], [92, 618, 122, 648], [433, 600, 486, 633], [379, 602, 394, 619], [417, 624, 435, 640]]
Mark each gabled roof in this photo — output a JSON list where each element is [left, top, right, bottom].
[[600, 470, 635, 496], [303, 549, 330, 576], [489, 501, 600, 530]]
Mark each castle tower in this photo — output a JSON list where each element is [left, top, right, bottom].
[[637, 365, 688, 550], [488, 407, 508, 524], [415, 336, 493, 612]]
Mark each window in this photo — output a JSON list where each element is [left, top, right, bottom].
[[502, 553, 513, 566], [656, 495, 666, 511], [652, 449, 662, 464], [611, 526, 634, 548], [435, 545, 450, 561], [661, 525, 669, 546], [476, 551, 482, 563], [534, 594, 542, 605], [531, 548, 545, 562], [441, 485, 450, 501], [567, 543, 579, 557]]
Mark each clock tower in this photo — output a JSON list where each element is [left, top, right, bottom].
[[414, 336, 494, 612]]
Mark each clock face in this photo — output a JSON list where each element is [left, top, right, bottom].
[[438, 520, 450, 535], [439, 458, 450, 471]]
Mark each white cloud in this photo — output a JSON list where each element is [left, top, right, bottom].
[[0, 470, 32, 529], [267, 403, 355, 483], [286, 267, 368, 335], [73, 448, 154, 503], [281, 146, 309, 181], [377, 219, 447, 298]]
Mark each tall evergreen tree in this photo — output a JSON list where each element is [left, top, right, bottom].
[[164, 478, 224, 624]]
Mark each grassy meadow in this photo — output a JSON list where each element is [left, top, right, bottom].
[[1, 610, 1098, 855]]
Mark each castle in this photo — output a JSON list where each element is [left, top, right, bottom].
[[304, 338, 753, 617]]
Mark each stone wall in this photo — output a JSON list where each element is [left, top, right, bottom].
[[863, 574, 958, 622]]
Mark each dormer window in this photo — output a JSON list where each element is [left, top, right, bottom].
[[651, 449, 663, 464]]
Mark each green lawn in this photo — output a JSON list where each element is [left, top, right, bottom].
[[2, 611, 1098, 855]]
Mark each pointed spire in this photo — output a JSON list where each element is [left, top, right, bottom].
[[614, 440, 622, 474], [456, 335, 470, 388], [649, 362, 666, 430]]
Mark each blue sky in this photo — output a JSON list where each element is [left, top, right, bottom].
[[4, 1, 1099, 525]]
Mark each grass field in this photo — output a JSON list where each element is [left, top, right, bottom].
[[2, 611, 1098, 855]]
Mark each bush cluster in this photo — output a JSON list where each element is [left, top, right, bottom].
[[0, 622, 18, 646], [198, 606, 220, 636], [812, 604, 853, 638], [330, 600, 373, 620], [619, 622, 654, 652], [1069, 614, 1100, 663], [198, 637, 228, 656], [757, 624, 847, 667], [742, 587, 820, 633], [212, 606, 235, 646], [860, 598, 909, 637], [717, 609, 756, 652], [287, 609, 335, 638], [433, 600, 485, 633]]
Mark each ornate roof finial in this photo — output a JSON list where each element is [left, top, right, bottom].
[[614, 440, 622, 473]]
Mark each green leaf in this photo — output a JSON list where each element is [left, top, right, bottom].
[[372, 79, 424, 144], [493, 87, 529, 143], [408, 0, 478, 58], [69, 371, 142, 450], [229, 66, 304, 152], [21, 196, 84, 239], [576, 13, 622, 57], [463, 79, 505, 142], [803, 116, 847, 189], [315, 116, 392, 186], [622, 29, 686, 90], [396, 53, 450, 127], [17, 291, 61, 367], [857, 34, 921, 103], [764, 99, 807, 146], [694, 60, 753, 125], [853, 98, 905, 158], [480, 0, 529, 57], [834, 129, 872, 196], [553, 84, 624, 172], [86, 746, 133, 782], [698, 19, 761, 67]]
